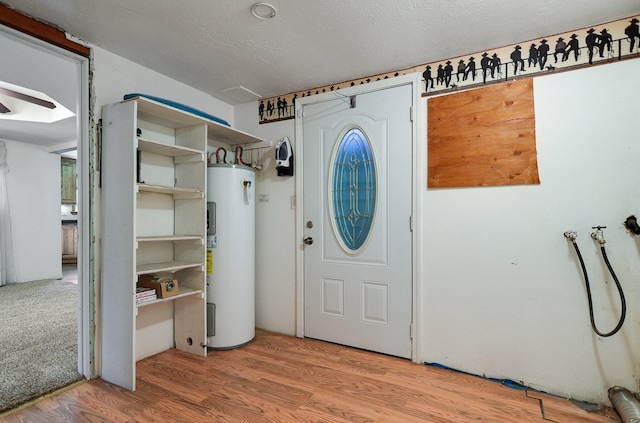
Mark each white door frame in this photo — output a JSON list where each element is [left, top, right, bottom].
[[294, 73, 422, 362], [0, 25, 92, 378]]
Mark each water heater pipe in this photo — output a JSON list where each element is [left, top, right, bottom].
[[215, 147, 227, 164]]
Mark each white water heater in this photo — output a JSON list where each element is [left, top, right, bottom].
[[206, 164, 255, 349]]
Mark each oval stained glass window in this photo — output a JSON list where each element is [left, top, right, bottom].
[[330, 127, 377, 253]]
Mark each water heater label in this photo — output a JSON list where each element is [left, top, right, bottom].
[[207, 249, 214, 275]]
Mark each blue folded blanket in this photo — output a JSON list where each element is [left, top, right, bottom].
[[124, 93, 230, 126]]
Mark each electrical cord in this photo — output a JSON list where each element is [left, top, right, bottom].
[[570, 240, 626, 337]]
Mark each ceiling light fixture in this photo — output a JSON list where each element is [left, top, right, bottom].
[[251, 2, 277, 20]]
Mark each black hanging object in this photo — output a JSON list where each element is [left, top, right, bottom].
[[275, 137, 293, 177]]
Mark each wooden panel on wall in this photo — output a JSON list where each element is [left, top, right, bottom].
[[427, 78, 539, 188]]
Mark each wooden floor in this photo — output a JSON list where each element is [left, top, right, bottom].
[[1, 330, 620, 422]]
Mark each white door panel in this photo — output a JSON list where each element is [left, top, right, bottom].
[[302, 83, 413, 358]]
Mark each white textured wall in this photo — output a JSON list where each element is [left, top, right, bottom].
[[235, 58, 640, 404], [233, 103, 296, 335], [92, 46, 234, 125], [2, 139, 61, 282], [421, 58, 640, 404]]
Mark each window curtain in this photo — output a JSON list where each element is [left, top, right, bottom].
[[0, 141, 16, 286]]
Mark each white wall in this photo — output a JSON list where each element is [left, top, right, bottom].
[[233, 103, 297, 335], [2, 139, 61, 282], [422, 58, 640, 404], [235, 58, 640, 404], [92, 46, 234, 125]]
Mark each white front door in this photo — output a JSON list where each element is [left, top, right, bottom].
[[301, 82, 414, 358]]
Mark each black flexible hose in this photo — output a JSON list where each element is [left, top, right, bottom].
[[571, 241, 626, 337]]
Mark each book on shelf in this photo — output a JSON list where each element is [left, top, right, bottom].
[[136, 294, 157, 304], [136, 286, 158, 304], [136, 287, 155, 296]]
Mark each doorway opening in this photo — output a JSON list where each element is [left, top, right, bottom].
[[0, 9, 91, 413]]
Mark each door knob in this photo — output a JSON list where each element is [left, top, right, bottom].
[[303, 237, 314, 245]]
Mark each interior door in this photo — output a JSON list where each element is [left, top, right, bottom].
[[302, 83, 413, 358]]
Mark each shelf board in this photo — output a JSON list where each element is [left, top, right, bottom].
[[206, 124, 263, 147], [129, 96, 263, 146], [137, 183, 204, 198], [136, 287, 203, 308], [137, 235, 203, 243], [136, 260, 203, 275], [137, 138, 204, 158]]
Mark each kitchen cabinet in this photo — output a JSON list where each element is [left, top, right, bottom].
[[61, 223, 77, 263], [61, 158, 76, 204]]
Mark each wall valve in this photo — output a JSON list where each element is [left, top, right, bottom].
[[564, 230, 578, 242], [624, 215, 640, 235], [590, 226, 606, 245]]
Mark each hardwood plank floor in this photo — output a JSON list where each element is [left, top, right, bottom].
[[1, 330, 621, 422]]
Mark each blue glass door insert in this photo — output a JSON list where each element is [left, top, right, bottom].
[[330, 127, 377, 253]]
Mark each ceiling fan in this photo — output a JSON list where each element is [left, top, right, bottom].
[[0, 86, 56, 114]]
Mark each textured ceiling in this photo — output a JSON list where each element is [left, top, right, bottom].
[[3, 0, 640, 106]]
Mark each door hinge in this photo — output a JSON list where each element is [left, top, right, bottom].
[[410, 323, 414, 340], [409, 106, 413, 122], [410, 215, 414, 232]]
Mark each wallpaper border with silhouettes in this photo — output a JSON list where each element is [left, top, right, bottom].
[[257, 15, 640, 124]]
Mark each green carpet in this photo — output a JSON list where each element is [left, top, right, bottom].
[[0, 279, 83, 413]]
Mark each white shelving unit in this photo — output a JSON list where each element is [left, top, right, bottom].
[[100, 96, 262, 391]]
